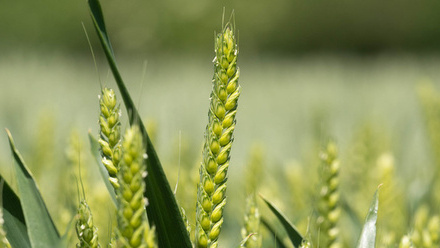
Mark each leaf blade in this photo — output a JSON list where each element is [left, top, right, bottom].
[[6, 129, 61, 248], [356, 187, 380, 248], [260, 194, 304, 247], [87, 1, 192, 247], [260, 216, 288, 248], [0, 176, 31, 248]]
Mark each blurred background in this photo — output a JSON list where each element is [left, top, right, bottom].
[[2, 0, 440, 247]]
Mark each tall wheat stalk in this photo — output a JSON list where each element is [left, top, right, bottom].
[[195, 22, 240, 248]]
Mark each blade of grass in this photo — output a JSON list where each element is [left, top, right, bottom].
[[260, 216, 288, 248], [87, 1, 192, 247], [88, 131, 117, 206], [260, 194, 303, 247], [6, 129, 62, 248], [0, 176, 31, 248], [356, 186, 380, 248]]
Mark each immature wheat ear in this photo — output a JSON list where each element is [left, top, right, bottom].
[[195, 23, 241, 248], [98, 87, 122, 189], [75, 200, 100, 248], [115, 125, 156, 248]]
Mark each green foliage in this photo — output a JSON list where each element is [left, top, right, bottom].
[[2, 1, 440, 248], [6, 129, 62, 248], [356, 188, 380, 248], [88, 0, 193, 246]]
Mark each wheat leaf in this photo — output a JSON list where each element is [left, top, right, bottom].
[[260, 216, 288, 248], [5, 129, 61, 248], [0, 176, 31, 248], [260, 194, 303, 247], [87, 1, 192, 246], [356, 187, 380, 248]]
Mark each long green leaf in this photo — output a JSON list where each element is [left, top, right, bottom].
[[356, 187, 380, 248], [6, 129, 62, 248], [88, 131, 117, 206], [0, 176, 31, 248], [260, 216, 288, 248], [260, 194, 303, 247], [87, 1, 192, 247]]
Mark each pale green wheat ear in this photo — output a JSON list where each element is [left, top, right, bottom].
[[317, 141, 341, 248], [241, 194, 262, 248], [75, 200, 100, 248], [195, 21, 241, 248], [98, 87, 122, 189], [116, 125, 155, 248], [411, 205, 440, 247]]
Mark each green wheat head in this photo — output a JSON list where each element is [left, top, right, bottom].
[[98, 87, 122, 189], [241, 194, 262, 248], [115, 125, 152, 248], [411, 205, 440, 248], [195, 22, 240, 248], [317, 141, 341, 248], [75, 200, 100, 248]]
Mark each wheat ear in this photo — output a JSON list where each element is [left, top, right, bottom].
[[241, 194, 262, 248], [195, 22, 240, 248], [75, 200, 100, 248], [317, 141, 341, 248], [115, 125, 152, 247], [98, 87, 122, 189]]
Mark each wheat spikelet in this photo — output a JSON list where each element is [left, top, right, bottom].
[[144, 224, 157, 248], [195, 22, 240, 248], [317, 141, 341, 248], [98, 87, 122, 189], [75, 200, 100, 248], [411, 205, 440, 248]]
